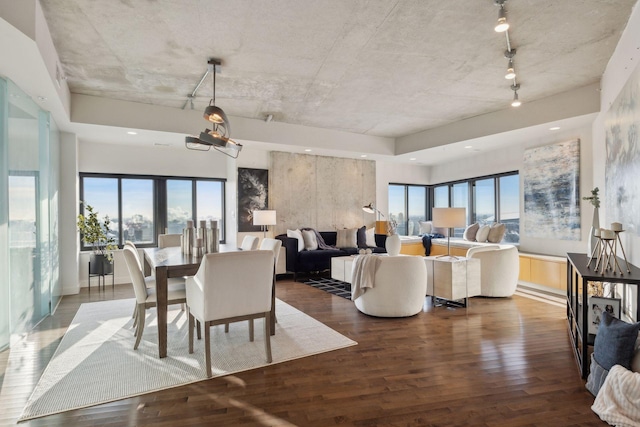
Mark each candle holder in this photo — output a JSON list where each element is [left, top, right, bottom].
[[611, 222, 630, 274]]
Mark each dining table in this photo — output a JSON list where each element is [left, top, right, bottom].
[[143, 244, 276, 358]]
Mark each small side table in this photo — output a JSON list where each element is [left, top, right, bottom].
[[423, 256, 481, 307]]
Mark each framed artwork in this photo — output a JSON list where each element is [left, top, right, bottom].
[[522, 139, 581, 240], [237, 168, 268, 232], [588, 296, 621, 335]]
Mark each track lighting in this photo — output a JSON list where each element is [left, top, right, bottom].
[[511, 84, 521, 107], [505, 60, 516, 79], [494, 1, 509, 32]]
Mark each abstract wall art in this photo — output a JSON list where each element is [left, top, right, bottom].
[[237, 168, 268, 232], [523, 139, 581, 240], [605, 62, 640, 236]]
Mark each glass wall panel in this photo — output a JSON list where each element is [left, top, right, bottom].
[[122, 179, 154, 244], [388, 185, 407, 235], [500, 174, 520, 243], [0, 78, 9, 350], [167, 180, 193, 234], [452, 182, 469, 237], [197, 180, 224, 241], [407, 186, 426, 236], [474, 178, 495, 225]]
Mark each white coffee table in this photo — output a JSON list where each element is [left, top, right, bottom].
[[423, 256, 481, 307], [331, 256, 355, 283]]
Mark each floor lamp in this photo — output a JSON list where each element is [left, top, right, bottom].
[[432, 207, 466, 258], [362, 203, 388, 234], [252, 210, 277, 239]]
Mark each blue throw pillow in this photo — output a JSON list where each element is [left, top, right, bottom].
[[593, 311, 640, 370]]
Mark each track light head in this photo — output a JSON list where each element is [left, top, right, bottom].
[[505, 60, 516, 79], [510, 83, 521, 107], [494, 1, 509, 32]]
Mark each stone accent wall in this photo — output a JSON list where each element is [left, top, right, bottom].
[[270, 152, 376, 235]]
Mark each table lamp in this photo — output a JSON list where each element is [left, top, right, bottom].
[[252, 210, 277, 238], [432, 207, 466, 258]]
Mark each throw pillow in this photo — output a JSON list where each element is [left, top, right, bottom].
[[365, 227, 377, 247], [476, 225, 490, 242], [487, 223, 506, 243], [594, 311, 640, 371], [463, 223, 479, 241], [586, 353, 609, 396], [301, 229, 318, 251], [336, 228, 358, 248], [356, 226, 367, 248], [419, 221, 433, 234], [286, 229, 304, 252]]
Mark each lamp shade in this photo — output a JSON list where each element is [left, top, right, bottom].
[[362, 203, 375, 214], [432, 207, 466, 228], [252, 210, 277, 226]]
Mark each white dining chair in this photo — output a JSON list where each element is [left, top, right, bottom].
[[240, 235, 259, 251], [122, 246, 188, 350], [158, 233, 182, 248], [186, 250, 274, 377]]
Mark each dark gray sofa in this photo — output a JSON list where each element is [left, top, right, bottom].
[[276, 230, 387, 281]]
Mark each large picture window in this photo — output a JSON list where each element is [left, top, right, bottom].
[[79, 173, 225, 248]]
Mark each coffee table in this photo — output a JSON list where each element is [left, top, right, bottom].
[[331, 256, 355, 283]]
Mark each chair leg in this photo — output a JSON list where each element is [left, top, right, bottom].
[[134, 304, 145, 350], [264, 312, 272, 363], [205, 321, 212, 378], [133, 305, 138, 331], [249, 319, 254, 342], [188, 309, 194, 354], [197, 320, 202, 340], [224, 323, 229, 333]]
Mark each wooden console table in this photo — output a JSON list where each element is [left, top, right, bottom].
[[566, 252, 640, 378]]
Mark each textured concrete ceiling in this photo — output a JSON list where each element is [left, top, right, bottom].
[[39, 0, 636, 139]]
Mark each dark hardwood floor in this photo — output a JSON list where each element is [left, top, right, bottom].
[[0, 279, 604, 426]]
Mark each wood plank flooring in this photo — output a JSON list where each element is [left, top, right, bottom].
[[0, 279, 605, 426]]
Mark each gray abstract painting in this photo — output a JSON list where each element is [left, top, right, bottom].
[[523, 139, 581, 240], [605, 64, 640, 236], [238, 168, 268, 232]]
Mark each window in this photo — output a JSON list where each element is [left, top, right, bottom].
[[389, 171, 518, 243], [79, 173, 225, 248]]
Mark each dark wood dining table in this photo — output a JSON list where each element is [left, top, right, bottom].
[[143, 245, 276, 358]]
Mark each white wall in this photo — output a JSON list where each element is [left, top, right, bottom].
[[59, 132, 79, 294], [595, 2, 640, 266], [429, 125, 594, 257]]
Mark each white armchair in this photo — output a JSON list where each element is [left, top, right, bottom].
[[466, 244, 519, 297], [186, 250, 275, 377], [353, 256, 427, 317]]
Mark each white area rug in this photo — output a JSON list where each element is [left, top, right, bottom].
[[19, 298, 356, 421]]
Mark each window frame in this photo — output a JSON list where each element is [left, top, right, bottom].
[[79, 172, 226, 250]]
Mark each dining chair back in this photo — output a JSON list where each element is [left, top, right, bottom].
[[158, 233, 182, 248], [240, 235, 259, 251], [259, 238, 282, 268], [185, 250, 274, 377]]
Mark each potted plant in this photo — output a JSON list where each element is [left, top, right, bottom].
[[77, 203, 118, 275]]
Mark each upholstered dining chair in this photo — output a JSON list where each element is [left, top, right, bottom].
[[240, 235, 259, 251], [259, 238, 282, 326], [185, 250, 275, 377], [122, 246, 188, 350], [158, 233, 182, 248]]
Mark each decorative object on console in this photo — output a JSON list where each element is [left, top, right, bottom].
[[253, 210, 276, 238], [238, 168, 268, 232], [612, 222, 630, 273], [589, 296, 621, 335], [583, 187, 600, 256], [592, 229, 626, 275], [432, 207, 466, 258]]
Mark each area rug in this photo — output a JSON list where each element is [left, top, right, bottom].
[[303, 277, 352, 300], [19, 298, 356, 421]]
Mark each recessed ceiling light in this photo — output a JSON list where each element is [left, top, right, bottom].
[[127, 131, 138, 135], [360, 154, 367, 158], [409, 158, 417, 161], [465, 145, 473, 149], [304, 149, 312, 152], [37, 96, 47, 101], [549, 126, 561, 131]]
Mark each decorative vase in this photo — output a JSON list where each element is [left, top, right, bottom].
[[587, 207, 599, 256], [385, 233, 401, 256]]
